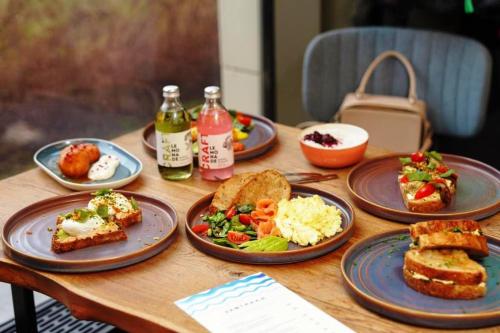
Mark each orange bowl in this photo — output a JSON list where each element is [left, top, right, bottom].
[[299, 124, 368, 168]]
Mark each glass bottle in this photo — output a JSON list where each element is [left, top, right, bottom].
[[197, 86, 234, 180], [155, 85, 193, 180]]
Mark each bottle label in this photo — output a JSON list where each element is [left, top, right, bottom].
[[156, 129, 193, 167], [198, 131, 234, 169]]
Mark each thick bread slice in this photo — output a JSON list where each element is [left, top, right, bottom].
[[417, 233, 489, 257], [410, 220, 482, 238], [233, 169, 291, 207], [404, 249, 487, 285], [211, 172, 256, 211], [399, 181, 445, 213], [51, 217, 127, 253], [115, 210, 142, 228], [403, 268, 486, 299]]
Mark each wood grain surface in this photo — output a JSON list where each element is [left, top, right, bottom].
[[0, 124, 498, 333]]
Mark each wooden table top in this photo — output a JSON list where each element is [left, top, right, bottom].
[[0, 124, 498, 333]]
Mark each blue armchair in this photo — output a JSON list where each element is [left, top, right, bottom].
[[303, 27, 492, 137]]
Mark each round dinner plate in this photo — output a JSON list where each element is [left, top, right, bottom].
[[142, 113, 278, 161], [185, 185, 354, 264], [2, 191, 178, 273], [341, 229, 500, 329], [34, 138, 143, 191], [347, 153, 500, 223]]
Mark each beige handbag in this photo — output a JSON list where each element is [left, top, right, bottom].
[[337, 50, 432, 153]]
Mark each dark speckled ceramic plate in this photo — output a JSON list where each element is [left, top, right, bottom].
[[2, 191, 177, 273], [185, 185, 354, 264], [142, 113, 278, 161], [341, 229, 500, 329], [347, 154, 500, 223]]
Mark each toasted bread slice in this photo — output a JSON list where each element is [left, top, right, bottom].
[[51, 215, 127, 253], [211, 172, 256, 211], [410, 220, 488, 257], [233, 169, 291, 207], [403, 249, 487, 299], [114, 210, 142, 228], [399, 180, 445, 213]]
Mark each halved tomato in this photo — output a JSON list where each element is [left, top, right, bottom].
[[192, 223, 209, 234], [238, 213, 253, 225], [227, 231, 250, 244], [415, 183, 435, 200], [236, 113, 252, 127], [411, 152, 424, 162]]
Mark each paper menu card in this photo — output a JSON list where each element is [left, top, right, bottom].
[[175, 272, 355, 333]]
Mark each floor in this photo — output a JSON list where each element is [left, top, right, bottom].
[[0, 282, 50, 324]]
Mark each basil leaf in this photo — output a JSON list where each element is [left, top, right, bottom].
[[428, 151, 442, 162], [427, 162, 436, 170], [96, 204, 109, 218], [130, 197, 139, 210], [439, 169, 456, 178], [237, 204, 255, 214], [399, 157, 412, 165], [405, 170, 432, 182], [92, 189, 112, 197]]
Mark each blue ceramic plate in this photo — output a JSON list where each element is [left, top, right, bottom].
[[341, 229, 500, 329], [34, 138, 143, 191]]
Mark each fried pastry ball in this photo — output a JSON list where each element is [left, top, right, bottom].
[[58, 145, 91, 178], [77, 143, 100, 163]]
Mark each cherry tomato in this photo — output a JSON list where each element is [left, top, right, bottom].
[[436, 165, 448, 173], [238, 214, 253, 225], [399, 175, 409, 183], [415, 183, 435, 200], [227, 231, 250, 244], [233, 142, 245, 152], [411, 152, 425, 162], [226, 206, 237, 219], [192, 223, 209, 234], [236, 113, 252, 127]]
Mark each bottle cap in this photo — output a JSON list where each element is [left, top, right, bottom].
[[204, 86, 221, 99], [163, 85, 180, 98]]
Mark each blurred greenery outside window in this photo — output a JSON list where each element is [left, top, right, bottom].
[[0, 0, 220, 179]]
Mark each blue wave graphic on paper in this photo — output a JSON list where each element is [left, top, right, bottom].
[[177, 272, 267, 305], [188, 280, 277, 316], [185, 277, 273, 311]]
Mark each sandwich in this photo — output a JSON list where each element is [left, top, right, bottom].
[[51, 208, 127, 253], [87, 189, 142, 227], [398, 151, 458, 213], [403, 249, 487, 299], [410, 220, 489, 257]]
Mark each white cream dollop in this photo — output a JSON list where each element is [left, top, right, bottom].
[[61, 215, 104, 237], [88, 155, 120, 180]]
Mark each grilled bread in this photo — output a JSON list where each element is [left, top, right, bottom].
[[398, 151, 457, 213], [51, 209, 127, 253], [410, 220, 489, 257], [403, 249, 487, 299], [210, 169, 291, 211], [88, 189, 142, 228], [211, 172, 256, 211], [233, 169, 291, 207]]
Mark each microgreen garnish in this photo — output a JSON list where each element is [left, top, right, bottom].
[[399, 157, 412, 165], [96, 204, 109, 218], [92, 189, 112, 197], [130, 197, 139, 210], [439, 169, 456, 178], [405, 170, 432, 182]]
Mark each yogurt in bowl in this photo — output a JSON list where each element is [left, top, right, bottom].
[[299, 123, 369, 168]]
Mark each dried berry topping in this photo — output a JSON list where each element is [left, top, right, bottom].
[[303, 131, 339, 147]]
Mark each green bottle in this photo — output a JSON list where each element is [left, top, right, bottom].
[[155, 85, 193, 180]]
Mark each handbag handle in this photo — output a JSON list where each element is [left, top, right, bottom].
[[356, 50, 418, 104]]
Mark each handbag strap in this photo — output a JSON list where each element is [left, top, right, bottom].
[[356, 50, 418, 104]]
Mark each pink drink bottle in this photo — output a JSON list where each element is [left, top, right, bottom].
[[197, 86, 234, 180]]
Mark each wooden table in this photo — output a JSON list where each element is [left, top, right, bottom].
[[0, 124, 498, 333]]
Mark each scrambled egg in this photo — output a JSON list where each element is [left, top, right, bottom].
[[274, 195, 343, 246]]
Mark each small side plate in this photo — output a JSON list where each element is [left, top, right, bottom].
[[341, 229, 500, 329], [185, 185, 354, 264], [2, 191, 177, 273], [34, 138, 143, 191]]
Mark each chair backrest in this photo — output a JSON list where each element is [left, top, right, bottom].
[[303, 27, 492, 137]]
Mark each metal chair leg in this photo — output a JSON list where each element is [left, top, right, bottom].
[[10, 284, 38, 333]]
